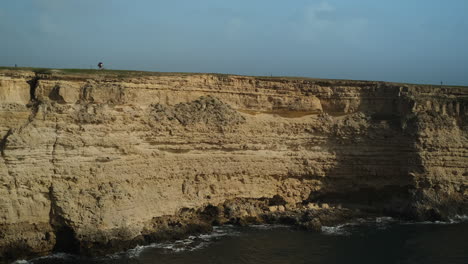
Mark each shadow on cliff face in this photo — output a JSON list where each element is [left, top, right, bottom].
[[304, 85, 432, 220], [48, 186, 80, 254], [305, 112, 421, 219], [26, 74, 39, 101], [48, 85, 66, 104], [401, 109, 468, 220], [305, 86, 468, 221]]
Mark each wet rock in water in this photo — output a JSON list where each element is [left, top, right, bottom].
[[300, 218, 322, 232]]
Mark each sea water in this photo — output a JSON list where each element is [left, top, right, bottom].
[[14, 217, 468, 264]]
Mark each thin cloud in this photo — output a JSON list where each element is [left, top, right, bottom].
[[303, 2, 336, 33], [295, 1, 368, 44], [33, 0, 106, 37], [225, 17, 244, 40], [38, 14, 60, 34]]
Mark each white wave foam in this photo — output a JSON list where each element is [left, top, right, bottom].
[[375, 216, 395, 223], [420, 220, 452, 225], [375, 216, 397, 229], [12, 253, 74, 264], [249, 224, 290, 230], [12, 260, 30, 264], [450, 214, 468, 223], [399, 215, 468, 225], [125, 244, 148, 259], [322, 217, 398, 235], [321, 224, 351, 236], [118, 225, 241, 259], [40, 253, 72, 259]]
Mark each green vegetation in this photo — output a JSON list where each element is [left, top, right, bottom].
[[0, 66, 231, 78], [0, 66, 466, 88]]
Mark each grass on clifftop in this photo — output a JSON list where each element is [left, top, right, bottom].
[[0, 67, 360, 83], [0, 66, 467, 88], [0, 66, 231, 78]]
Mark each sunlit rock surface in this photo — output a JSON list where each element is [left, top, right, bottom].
[[0, 69, 467, 260]]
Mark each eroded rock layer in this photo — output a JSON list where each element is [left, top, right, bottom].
[[0, 70, 467, 260]]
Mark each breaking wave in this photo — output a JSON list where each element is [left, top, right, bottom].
[[11, 215, 467, 263], [116, 225, 241, 259], [320, 217, 394, 236], [321, 215, 468, 236], [12, 226, 242, 263], [248, 224, 290, 230], [12, 253, 75, 264], [321, 224, 352, 236]]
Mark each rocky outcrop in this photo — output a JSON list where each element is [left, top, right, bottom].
[[0, 69, 467, 261]]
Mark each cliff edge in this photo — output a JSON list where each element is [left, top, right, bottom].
[[0, 69, 467, 261]]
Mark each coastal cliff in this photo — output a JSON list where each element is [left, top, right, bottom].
[[0, 69, 467, 261]]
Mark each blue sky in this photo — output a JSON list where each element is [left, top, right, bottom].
[[1, 0, 467, 85]]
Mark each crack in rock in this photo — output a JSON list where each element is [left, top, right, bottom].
[[0, 129, 13, 158], [51, 117, 59, 175]]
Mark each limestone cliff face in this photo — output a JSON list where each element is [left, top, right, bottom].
[[0, 70, 467, 260]]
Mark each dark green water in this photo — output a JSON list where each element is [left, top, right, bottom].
[[15, 218, 468, 264]]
